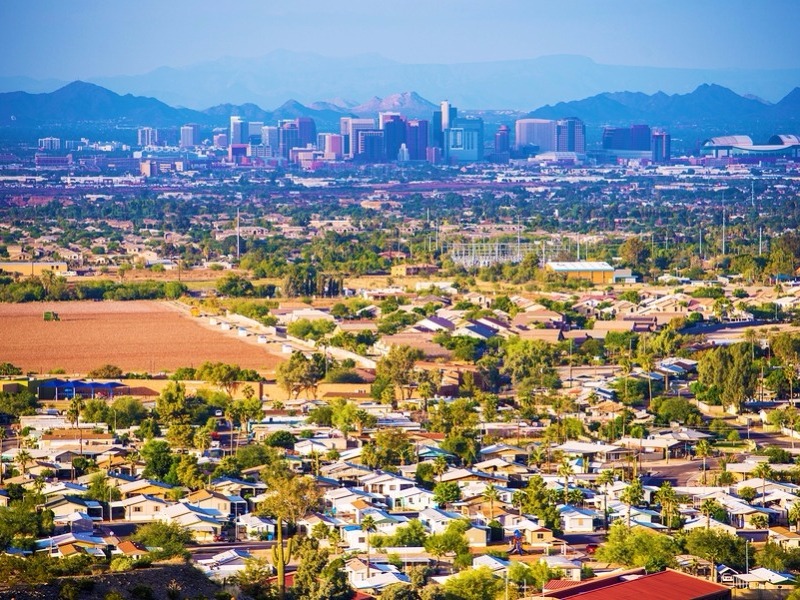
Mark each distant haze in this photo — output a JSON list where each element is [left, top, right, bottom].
[[3, 1, 800, 74], [2, 1, 799, 109]]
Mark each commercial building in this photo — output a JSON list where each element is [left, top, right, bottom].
[[545, 261, 614, 284], [444, 117, 484, 162], [432, 101, 457, 149], [515, 118, 556, 152], [494, 125, 510, 154], [381, 114, 406, 161], [229, 117, 246, 146], [405, 119, 429, 161], [38, 137, 61, 151], [556, 118, 586, 154], [180, 124, 200, 148], [340, 118, 376, 158]]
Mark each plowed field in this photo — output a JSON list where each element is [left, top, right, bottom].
[[0, 301, 285, 375]]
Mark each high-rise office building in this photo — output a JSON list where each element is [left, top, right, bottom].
[[320, 133, 344, 159], [341, 118, 376, 159], [382, 114, 407, 161], [356, 130, 385, 162], [230, 117, 246, 145], [405, 119, 429, 161], [556, 118, 586, 153], [602, 124, 652, 151], [247, 121, 264, 145], [137, 127, 158, 147], [514, 119, 556, 152], [296, 118, 317, 148], [262, 126, 279, 151], [651, 131, 671, 163], [279, 122, 300, 159], [432, 101, 457, 149], [180, 124, 200, 148], [444, 117, 484, 162], [213, 133, 228, 147], [494, 125, 510, 154]]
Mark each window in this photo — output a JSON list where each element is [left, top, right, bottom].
[[133, 506, 142, 513]]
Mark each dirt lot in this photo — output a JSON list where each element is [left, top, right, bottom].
[[0, 300, 286, 376]]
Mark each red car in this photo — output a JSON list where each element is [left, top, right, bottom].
[[585, 544, 599, 555]]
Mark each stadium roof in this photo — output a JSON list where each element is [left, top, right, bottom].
[[703, 135, 753, 147]]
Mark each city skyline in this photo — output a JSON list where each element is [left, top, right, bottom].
[[2, 0, 799, 81]]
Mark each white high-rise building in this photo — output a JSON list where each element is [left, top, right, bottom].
[[514, 118, 556, 152], [180, 124, 199, 148], [340, 117, 375, 158], [261, 126, 279, 150], [230, 116, 245, 145]]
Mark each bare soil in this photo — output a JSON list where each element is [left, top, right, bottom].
[[0, 300, 285, 376]]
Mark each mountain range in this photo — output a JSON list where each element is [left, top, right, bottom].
[[530, 84, 800, 127], [2, 51, 799, 110], [1, 81, 798, 143]]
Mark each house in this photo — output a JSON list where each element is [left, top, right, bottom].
[[236, 513, 276, 540], [733, 567, 796, 590], [542, 568, 731, 599], [472, 554, 509, 575], [558, 505, 599, 533], [114, 540, 149, 560], [44, 495, 103, 521], [196, 549, 254, 580], [540, 555, 583, 581], [186, 489, 248, 518], [109, 494, 171, 522], [768, 526, 800, 549], [158, 503, 224, 543], [479, 443, 527, 463]]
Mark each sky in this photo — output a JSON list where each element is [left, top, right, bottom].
[[2, 0, 799, 79]]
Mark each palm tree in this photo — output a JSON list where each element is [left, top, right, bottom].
[[558, 460, 574, 505], [620, 478, 643, 528], [483, 483, 499, 520], [786, 406, 800, 450], [361, 515, 376, 580], [528, 446, 545, 471], [15, 448, 33, 476], [639, 353, 655, 406], [0, 428, 5, 484], [752, 462, 774, 507], [596, 469, 617, 531], [788, 502, 800, 532], [700, 498, 721, 529], [695, 439, 712, 485], [655, 481, 678, 531], [67, 395, 86, 463], [432, 455, 448, 483]]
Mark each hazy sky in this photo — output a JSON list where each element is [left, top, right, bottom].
[[2, 0, 798, 79]]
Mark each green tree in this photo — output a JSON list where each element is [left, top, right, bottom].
[[700, 498, 722, 529], [433, 482, 461, 508], [140, 439, 175, 481], [256, 471, 322, 600], [442, 566, 504, 600], [375, 345, 424, 404], [131, 521, 192, 558], [595, 522, 678, 571], [685, 528, 746, 581]]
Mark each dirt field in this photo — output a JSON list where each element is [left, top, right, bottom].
[[0, 300, 286, 376]]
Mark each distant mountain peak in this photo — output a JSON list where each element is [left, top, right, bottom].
[[351, 91, 437, 117]]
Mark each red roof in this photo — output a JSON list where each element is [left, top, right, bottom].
[[544, 579, 582, 592], [551, 570, 730, 600]]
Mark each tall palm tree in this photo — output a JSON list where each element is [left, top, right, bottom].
[[695, 439, 712, 485], [655, 481, 678, 531], [786, 406, 800, 450], [596, 469, 617, 531], [361, 515, 376, 580], [67, 395, 86, 463], [0, 428, 5, 484], [433, 455, 448, 483], [788, 502, 800, 532], [620, 479, 643, 528], [558, 460, 574, 505], [700, 498, 721, 529], [639, 353, 655, 406], [15, 448, 33, 476], [483, 483, 500, 520], [752, 462, 774, 507]]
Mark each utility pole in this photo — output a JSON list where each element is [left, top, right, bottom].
[[721, 190, 726, 256], [236, 208, 241, 261]]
